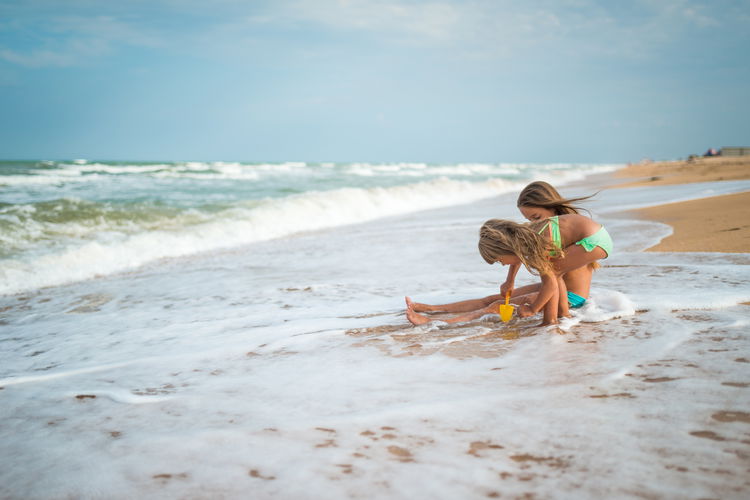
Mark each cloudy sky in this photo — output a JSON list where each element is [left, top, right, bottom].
[[1, 0, 748, 163]]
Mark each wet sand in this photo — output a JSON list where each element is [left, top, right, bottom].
[[616, 156, 750, 252]]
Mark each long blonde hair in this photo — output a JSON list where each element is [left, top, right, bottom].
[[517, 181, 594, 215], [478, 219, 556, 276]]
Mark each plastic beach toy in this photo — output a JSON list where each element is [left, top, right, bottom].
[[499, 292, 514, 322]]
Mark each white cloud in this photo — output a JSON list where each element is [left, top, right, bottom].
[[1, 0, 745, 69], [301, 0, 463, 42], [275, 0, 746, 59]]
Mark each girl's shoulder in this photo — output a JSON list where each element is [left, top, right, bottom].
[[557, 213, 585, 221], [558, 213, 596, 224], [558, 213, 600, 233]]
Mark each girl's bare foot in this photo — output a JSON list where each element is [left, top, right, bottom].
[[405, 296, 430, 313], [406, 308, 431, 326]]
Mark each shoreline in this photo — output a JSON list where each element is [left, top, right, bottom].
[[614, 155, 750, 187], [613, 156, 750, 252]]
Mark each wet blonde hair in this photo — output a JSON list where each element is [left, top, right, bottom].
[[517, 181, 600, 271], [478, 219, 556, 276]]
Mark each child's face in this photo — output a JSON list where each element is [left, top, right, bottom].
[[496, 254, 521, 266], [519, 205, 555, 221]]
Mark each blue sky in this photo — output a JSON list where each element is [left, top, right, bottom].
[[1, 0, 748, 163]]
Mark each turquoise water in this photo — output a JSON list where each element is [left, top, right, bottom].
[[0, 159, 618, 294]]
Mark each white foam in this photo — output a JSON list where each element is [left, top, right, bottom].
[[0, 177, 521, 294], [14, 163, 617, 290], [2, 161, 621, 188], [558, 289, 636, 331], [0, 173, 90, 186], [1, 174, 749, 499], [64, 390, 173, 404]]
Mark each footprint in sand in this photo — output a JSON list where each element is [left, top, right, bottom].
[[335, 464, 353, 474], [314, 427, 338, 448], [690, 430, 727, 441], [588, 392, 636, 399], [249, 469, 276, 480], [642, 376, 680, 383], [712, 411, 750, 423], [152, 473, 189, 484], [467, 441, 504, 457], [387, 445, 413, 462], [313, 426, 429, 464], [509, 453, 570, 469], [721, 382, 750, 388]]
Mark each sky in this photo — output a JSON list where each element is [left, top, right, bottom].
[[0, 0, 749, 163]]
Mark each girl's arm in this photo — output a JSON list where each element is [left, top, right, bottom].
[[518, 273, 556, 317], [557, 275, 570, 318], [500, 264, 521, 296]]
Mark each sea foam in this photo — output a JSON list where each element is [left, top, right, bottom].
[[0, 166, 612, 295], [3, 177, 517, 294], [1, 172, 749, 499]]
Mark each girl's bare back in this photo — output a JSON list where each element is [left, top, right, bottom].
[[555, 214, 603, 246]]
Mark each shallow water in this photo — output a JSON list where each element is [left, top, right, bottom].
[[0, 160, 617, 295], [1, 172, 749, 499]]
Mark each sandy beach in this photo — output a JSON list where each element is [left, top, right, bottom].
[[3, 0, 749, 497], [616, 156, 750, 252], [2, 161, 750, 499], [615, 155, 750, 187]]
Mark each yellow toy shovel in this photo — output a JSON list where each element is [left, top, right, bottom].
[[499, 292, 514, 322]]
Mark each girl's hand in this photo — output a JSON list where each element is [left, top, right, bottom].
[[500, 281, 514, 297], [518, 304, 535, 318]]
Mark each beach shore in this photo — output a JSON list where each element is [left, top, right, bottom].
[[2, 162, 750, 499], [615, 156, 750, 252]]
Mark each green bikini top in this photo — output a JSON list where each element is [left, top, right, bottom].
[[538, 216, 562, 255]]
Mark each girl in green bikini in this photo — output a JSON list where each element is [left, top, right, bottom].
[[406, 182, 613, 326], [504, 181, 601, 310]]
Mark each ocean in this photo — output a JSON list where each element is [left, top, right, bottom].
[[0, 160, 617, 295], [1, 160, 749, 498]]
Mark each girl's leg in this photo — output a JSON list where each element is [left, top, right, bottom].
[[557, 276, 570, 318], [539, 281, 560, 325], [407, 283, 541, 314], [555, 245, 606, 275], [407, 299, 504, 325], [548, 246, 603, 322], [562, 265, 592, 299], [512, 291, 539, 306], [407, 290, 541, 326], [521, 274, 559, 325], [509, 283, 541, 299], [406, 295, 502, 313], [407, 292, 550, 326]]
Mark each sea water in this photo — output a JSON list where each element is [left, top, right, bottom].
[[1, 160, 749, 499], [0, 160, 617, 295]]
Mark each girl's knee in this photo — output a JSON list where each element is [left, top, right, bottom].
[[484, 294, 503, 306], [485, 300, 503, 313]]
